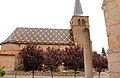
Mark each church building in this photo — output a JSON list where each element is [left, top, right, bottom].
[[0, 0, 91, 70]]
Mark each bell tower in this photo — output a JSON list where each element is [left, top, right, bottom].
[[71, 1, 93, 78], [70, 0, 89, 46]]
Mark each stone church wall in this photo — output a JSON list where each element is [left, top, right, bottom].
[[1, 43, 20, 51], [0, 54, 15, 70], [1, 43, 70, 51], [0, 44, 70, 70], [20, 44, 70, 51]]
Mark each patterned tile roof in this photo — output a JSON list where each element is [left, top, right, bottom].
[[2, 27, 74, 45]]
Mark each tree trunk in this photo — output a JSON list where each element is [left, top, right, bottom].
[[32, 70, 34, 78], [98, 72, 101, 78], [51, 70, 53, 78], [15, 70, 17, 78], [74, 70, 77, 78]]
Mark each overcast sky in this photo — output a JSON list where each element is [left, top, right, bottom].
[[0, 0, 108, 53]]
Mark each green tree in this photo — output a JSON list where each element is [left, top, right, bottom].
[[101, 47, 106, 56]]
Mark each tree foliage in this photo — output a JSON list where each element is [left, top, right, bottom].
[[43, 47, 62, 78], [16, 64, 25, 71], [63, 45, 84, 78], [101, 47, 106, 56], [92, 51, 108, 78], [0, 66, 5, 77], [18, 44, 44, 78]]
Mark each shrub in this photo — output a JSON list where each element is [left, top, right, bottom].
[[0, 66, 5, 77], [53, 69, 60, 72], [16, 64, 25, 71]]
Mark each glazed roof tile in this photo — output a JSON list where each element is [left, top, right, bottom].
[[2, 27, 74, 45]]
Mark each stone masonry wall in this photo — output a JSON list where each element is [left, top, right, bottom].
[[102, 0, 120, 78], [0, 54, 15, 70]]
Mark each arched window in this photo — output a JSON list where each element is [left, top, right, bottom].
[[82, 19, 85, 26], [78, 19, 81, 26]]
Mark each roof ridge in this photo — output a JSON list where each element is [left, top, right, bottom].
[[16, 27, 71, 30]]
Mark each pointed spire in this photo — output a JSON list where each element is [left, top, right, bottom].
[[74, 0, 83, 16]]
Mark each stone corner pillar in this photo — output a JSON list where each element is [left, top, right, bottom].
[[102, 0, 120, 78], [83, 28, 93, 78]]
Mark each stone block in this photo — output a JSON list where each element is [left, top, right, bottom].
[[108, 36, 116, 47], [108, 46, 120, 53], [109, 61, 120, 72], [106, 26, 111, 37], [109, 7, 119, 18], [109, 72, 120, 78], [106, 16, 120, 26], [116, 34, 120, 41], [107, 0, 117, 10], [105, 10, 109, 19], [112, 25, 120, 34], [108, 52, 120, 62]]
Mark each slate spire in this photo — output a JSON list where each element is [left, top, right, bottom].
[[74, 0, 83, 16]]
